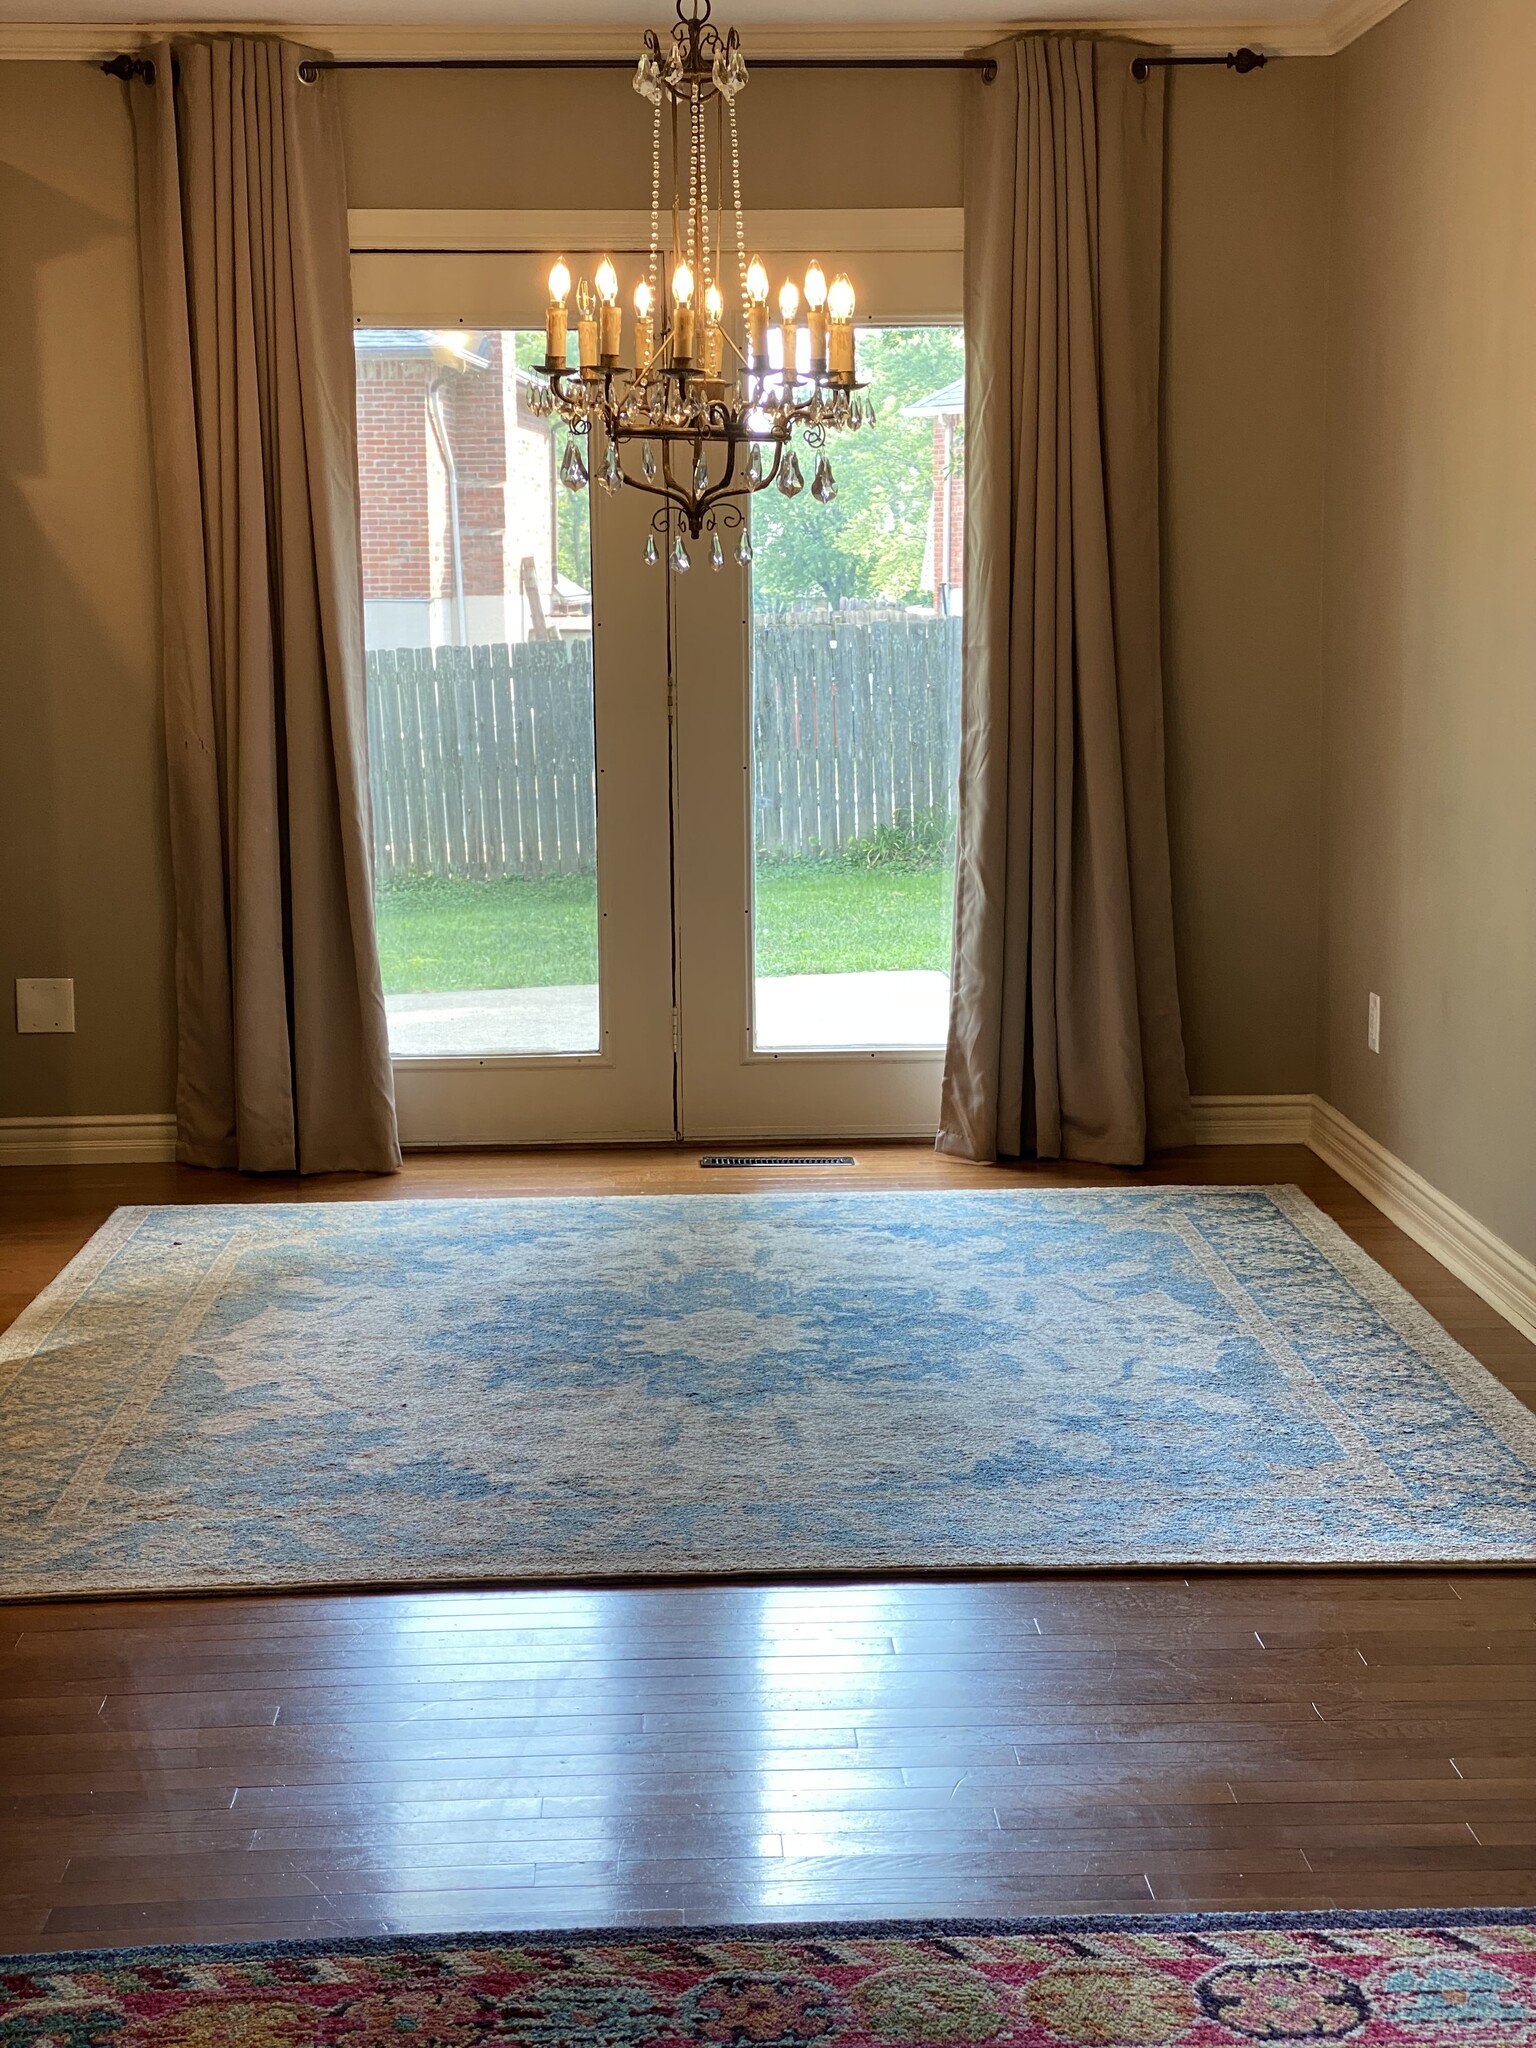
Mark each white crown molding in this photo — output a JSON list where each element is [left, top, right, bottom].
[[0, 1113, 177, 1164], [0, 2, 1410, 66], [1312, 0, 1408, 56], [1310, 1098, 1536, 1350], [6, 20, 1001, 60]]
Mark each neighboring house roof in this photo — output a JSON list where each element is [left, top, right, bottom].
[[354, 328, 494, 371], [354, 328, 439, 358], [903, 375, 966, 418]]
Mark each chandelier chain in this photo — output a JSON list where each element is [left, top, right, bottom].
[[727, 93, 748, 316], [535, 0, 867, 550], [648, 94, 663, 335]]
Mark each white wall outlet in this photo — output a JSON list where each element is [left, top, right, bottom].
[[1367, 990, 1381, 1055], [15, 977, 75, 1034]]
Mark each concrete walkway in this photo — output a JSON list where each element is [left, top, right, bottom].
[[754, 971, 949, 1050], [386, 970, 950, 1058]]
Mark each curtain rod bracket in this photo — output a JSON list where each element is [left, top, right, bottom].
[[1131, 46, 1267, 81], [101, 52, 155, 82]]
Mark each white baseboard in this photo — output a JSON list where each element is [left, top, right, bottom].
[[1309, 1098, 1536, 1348], [1191, 1094, 1314, 1145], [0, 1114, 178, 1166], [3, 1094, 1531, 1350]]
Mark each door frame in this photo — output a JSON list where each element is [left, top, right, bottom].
[[351, 213, 963, 1147], [353, 240, 676, 1147], [664, 234, 964, 1141]]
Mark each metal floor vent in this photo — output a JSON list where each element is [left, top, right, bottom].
[[699, 1154, 857, 1169]]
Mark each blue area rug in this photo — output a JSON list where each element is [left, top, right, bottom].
[[1, 1188, 1532, 1596]]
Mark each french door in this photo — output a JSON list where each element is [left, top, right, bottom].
[[670, 326, 963, 1140], [351, 217, 962, 1147]]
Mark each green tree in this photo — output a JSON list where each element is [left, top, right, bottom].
[[513, 330, 591, 592], [515, 322, 965, 608], [750, 325, 964, 613]]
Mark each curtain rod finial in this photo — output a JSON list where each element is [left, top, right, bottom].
[[101, 52, 155, 83], [1131, 45, 1268, 81]]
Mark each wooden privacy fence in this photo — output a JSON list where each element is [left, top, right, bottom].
[[752, 616, 962, 860], [365, 615, 962, 882], [366, 641, 597, 883]]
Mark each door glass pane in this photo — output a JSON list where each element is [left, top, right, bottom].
[[356, 329, 599, 1058], [750, 326, 964, 1051]]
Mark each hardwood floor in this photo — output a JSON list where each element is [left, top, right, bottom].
[[1, 1144, 1532, 1949]]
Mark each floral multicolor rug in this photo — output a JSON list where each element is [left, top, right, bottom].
[[3, 1188, 1534, 1598], [2, 1915, 1534, 2044]]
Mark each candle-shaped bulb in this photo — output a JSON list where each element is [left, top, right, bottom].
[[634, 277, 654, 319], [548, 259, 571, 307], [778, 279, 800, 322], [702, 281, 726, 377], [745, 259, 771, 369], [803, 260, 830, 372], [826, 273, 857, 377], [593, 258, 622, 360], [671, 262, 697, 362]]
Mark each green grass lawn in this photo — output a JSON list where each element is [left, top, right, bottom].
[[375, 863, 955, 994]]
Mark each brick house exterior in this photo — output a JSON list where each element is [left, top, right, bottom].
[[355, 330, 564, 649], [903, 375, 965, 616]]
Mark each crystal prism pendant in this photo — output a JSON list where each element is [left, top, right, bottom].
[[811, 454, 838, 505], [559, 439, 589, 491], [671, 533, 691, 573], [642, 440, 657, 480], [746, 444, 764, 488], [736, 529, 755, 567], [600, 440, 623, 493], [643, 533, 658, 567], [778, 448, 805, 499], [693, 451, 710, 493], [710, 530, 725, 570]]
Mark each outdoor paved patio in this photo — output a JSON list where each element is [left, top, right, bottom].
[[386, 970, 949, 1058]]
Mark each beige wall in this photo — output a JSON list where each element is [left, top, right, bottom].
[[0, 52, 1337, 1129], [341, 65, 963, 212], [1162, 58, 1333, 1098], [1319, 0, 1536, 1261], [0, 64, 171, 1121]]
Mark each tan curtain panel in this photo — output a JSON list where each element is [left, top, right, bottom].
[[133, 37, 399, 1173], [939, 36, 1193, 1167]]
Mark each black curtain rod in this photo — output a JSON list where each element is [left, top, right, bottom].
[[102, 48, 1268, 88], [300, 55, 998, 78], [1132, 47, 1267, 79], [102, 52, 1000, 84]]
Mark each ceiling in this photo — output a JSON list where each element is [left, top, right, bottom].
[[0, 0, 1406, 56]]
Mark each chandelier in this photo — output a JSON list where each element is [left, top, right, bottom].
[[529, 0, 871, 571]]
